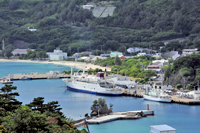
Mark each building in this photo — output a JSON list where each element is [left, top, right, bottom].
[[127, 47, 144, 53], [182, 48, 198, 54], [146, 59, 168, 72], [152, 59, 169, 66], [100, 54, 110, 57], [82, 4, 96, 10], [28, 27, 37, 31], [47, 49, 67, 61], [91, 56, 106, 63], [146, 62, 162, 72], [73, 51, 92, 57], [12, 49, 35, 56], [152, 53, 162, 59], [150, 124, 176, 133], [110, 51, 123, 57], [162, 51, 180, 60], [120, 56, 126, 60], [137, 53, 146, 56]]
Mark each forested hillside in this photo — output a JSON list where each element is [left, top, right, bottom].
[[1, 0, 200, 55], [164, 53, 200, 89]]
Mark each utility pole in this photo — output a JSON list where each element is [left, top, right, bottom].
[[23, 18, 24, 29], [2, 39, 5, 50]]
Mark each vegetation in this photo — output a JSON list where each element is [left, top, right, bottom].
[[95, 56, 156, 79], [0, 84, 87, 133], [164, 53, 200, 89], [1, 0, 200, 57]]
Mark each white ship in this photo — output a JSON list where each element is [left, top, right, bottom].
[[62, 68, 124, 96], [143, 85, 172, 103]]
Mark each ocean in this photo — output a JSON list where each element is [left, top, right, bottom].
[[0, 61, 200, 133]]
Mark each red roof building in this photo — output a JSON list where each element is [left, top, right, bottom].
[[120, 56, 126, 60]]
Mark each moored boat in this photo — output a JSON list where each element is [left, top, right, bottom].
[[62, 67, 124, 96], [143, 85, 172, 103]]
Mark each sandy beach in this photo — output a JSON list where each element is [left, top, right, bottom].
[[0, 59, 111, 71]]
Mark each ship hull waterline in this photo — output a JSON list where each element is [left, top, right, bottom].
[[66, 86, 123, 96], [143, 94, 172, 103]]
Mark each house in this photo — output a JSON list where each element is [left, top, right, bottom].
[[82, 4, 96, 10], [152, 59, 169, 66], [91, 56, 106, 63], [162, 51, 180, 60], [127, 47, 144, 53], [12, 49, 35, 56], [146, 62, 162, 72], [27, 27, 37, 31], [72, 51, 92, 57], [150, 124, 176, 133], [100, 54, 110, 57], [110, 51, 123, 57], [182, 48, 198, 54], [120, 56, 126, 60], [47, 49, 67, 61], [137, 53, 146, 56], [152, 53, 162, 59]]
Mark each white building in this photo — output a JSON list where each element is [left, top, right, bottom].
[[152, 53, 162, 59], [110, 51, 123, 57], [47, 49, 67, 61], [127, 47, 144, 53], [152, 59, 169, 66], [150, 124, 176, 133], [182, 48, 198, 54], [137, 53, 146, 56], [12, 49, 35, 56], [28, 27, 37, 31], [82, 5, 96, 10]]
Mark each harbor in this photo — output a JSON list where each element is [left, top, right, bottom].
[[1, 71, 200, 105], [0, 61, 200, 132]]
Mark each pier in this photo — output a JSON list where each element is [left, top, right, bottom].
[[171, 95, 200, 105], [0, 71, 70, 83], [75, 110, 154, 126]]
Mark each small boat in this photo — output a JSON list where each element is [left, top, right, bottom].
[[143, 85, 172, 103], [20, 76, 32, 80]]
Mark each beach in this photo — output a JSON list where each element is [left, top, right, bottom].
[[0, 59, 110, 71]]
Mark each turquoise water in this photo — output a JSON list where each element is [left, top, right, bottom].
[[0, 62, 200, 133]]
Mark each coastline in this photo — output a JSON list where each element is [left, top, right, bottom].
[[0, 59, 110, 71]]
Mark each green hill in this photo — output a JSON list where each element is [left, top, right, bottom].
[[0, 0, 200, 55]]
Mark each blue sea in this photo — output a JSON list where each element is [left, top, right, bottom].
[[0, 61, 200, 133]]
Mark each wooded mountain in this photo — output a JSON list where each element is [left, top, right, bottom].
[[0, 0, 200, 55]]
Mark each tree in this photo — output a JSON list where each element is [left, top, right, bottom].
[[0, 85, 22, 112], [26, 97, 45, 113], [114, 56, 122, 65], [2, 106, 49, 133], [175, 84, 183, 89], [4, 44, 14, 58]]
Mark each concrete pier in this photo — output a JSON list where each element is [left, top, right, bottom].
[[0, 72, 70, 83], [171, 95, 200, 105], [75, 110, 154, 125]]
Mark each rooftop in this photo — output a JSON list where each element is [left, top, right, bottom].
[[150, 124, 176, 131]]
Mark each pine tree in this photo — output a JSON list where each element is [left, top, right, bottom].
[[0, 85, 22, 112], [114, 56, 122, 65]]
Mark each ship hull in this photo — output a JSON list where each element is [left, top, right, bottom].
[[63, 80, 123, 96], [143, 94, 172, 103]]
